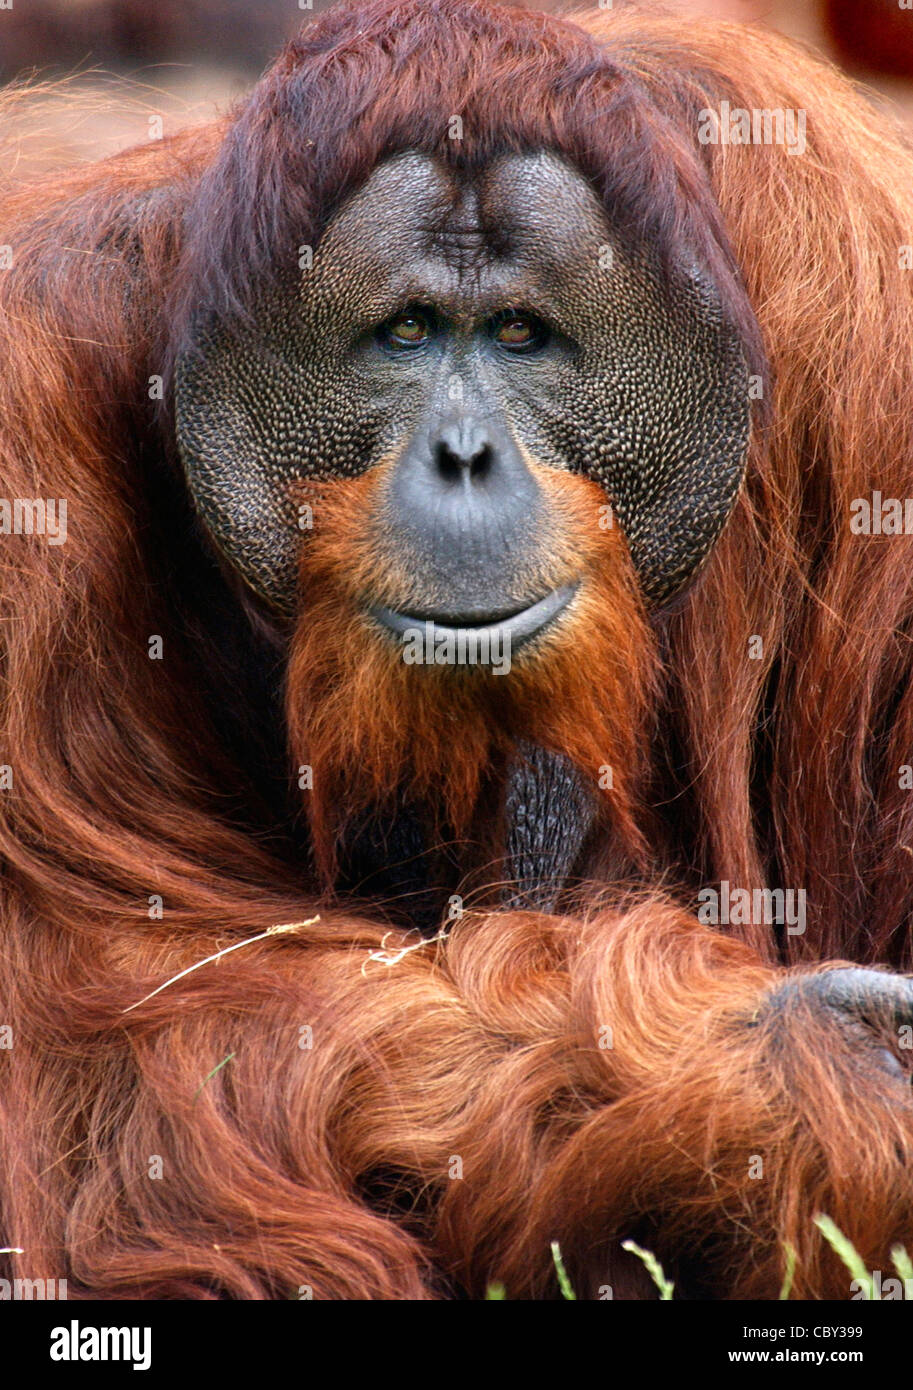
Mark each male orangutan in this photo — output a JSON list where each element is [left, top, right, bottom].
[[2, 0, 913, 1301]]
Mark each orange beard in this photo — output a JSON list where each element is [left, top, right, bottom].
[[286, 465, 659, 889]]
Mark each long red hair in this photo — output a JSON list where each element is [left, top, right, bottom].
[[1, 0, 913, 1299]]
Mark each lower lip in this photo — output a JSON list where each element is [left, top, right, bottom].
[[369, 583, 579, 651]]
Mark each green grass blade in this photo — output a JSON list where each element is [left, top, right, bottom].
[[551, 1241, 577, 1300], [814, 1215, 876, 1299], [622, 1239, 674, 1300]]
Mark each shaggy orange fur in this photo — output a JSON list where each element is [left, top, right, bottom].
[[288, 466, 654, 882], [2, 0, 913, 1300]]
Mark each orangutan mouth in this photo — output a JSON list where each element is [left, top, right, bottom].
[[369, 582, 579, 653]]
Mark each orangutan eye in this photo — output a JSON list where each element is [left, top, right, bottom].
[[490, 309, 550, 353], [377, 307, 434, 351]]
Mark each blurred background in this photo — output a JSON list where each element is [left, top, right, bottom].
[[2, 1, 913, 174]]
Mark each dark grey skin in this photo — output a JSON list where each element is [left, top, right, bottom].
[[175, 151, 913, 1054], [176, 151, 751, 618]]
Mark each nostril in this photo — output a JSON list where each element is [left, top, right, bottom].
[[434, 439, 493, 482], [468, 442, 493, 479]]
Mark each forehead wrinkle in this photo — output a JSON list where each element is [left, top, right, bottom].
[[307, 149, 608, 328], [420, 182, 505, 274], [320, 152, 515, 280], [383, 258, 554, 322]]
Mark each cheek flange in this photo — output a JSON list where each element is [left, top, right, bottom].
[[518, 251, 755, 605], [175, 321, 305, 612], [174, 289, 404, 614]]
